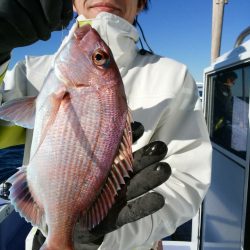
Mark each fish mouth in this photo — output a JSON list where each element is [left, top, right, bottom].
[[74, 24, 92, 40]]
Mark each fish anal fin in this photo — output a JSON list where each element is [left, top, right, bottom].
[[7, 166, 44, 227], [86, 112, 133, 230], [0, 96, 36, 128]]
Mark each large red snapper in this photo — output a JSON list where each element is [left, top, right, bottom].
[[0, 24, 133, 250]]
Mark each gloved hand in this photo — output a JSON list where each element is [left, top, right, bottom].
[[78, 145, 171, 244], [32, 122, 171, 248], [0, 0, 73, 64]]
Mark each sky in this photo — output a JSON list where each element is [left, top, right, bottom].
[[9, 0, 250, 83]]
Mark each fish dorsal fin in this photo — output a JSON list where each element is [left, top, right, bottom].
[[7, 166, 45, 228], [85, 112, 133, 230], [0, 97, 36, 129]]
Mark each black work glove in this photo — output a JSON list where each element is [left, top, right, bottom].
[[0, 0, 73, 64], [32, 122, 171, 248]]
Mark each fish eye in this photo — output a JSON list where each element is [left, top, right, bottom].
[[92, 49, 110, 67]]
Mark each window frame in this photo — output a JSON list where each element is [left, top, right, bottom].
[[204, 62, 250, 166]]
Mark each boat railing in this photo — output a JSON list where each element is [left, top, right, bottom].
[[234, 26, 250, 48]]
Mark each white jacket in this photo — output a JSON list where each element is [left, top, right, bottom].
[[0, 13, 212, 250]]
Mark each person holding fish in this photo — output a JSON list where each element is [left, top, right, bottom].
[[0, 1, 212, 250]]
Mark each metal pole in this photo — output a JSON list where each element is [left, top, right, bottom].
[[211, 0, 228, 63]]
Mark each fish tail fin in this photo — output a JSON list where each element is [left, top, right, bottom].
[[7, 166, 45, 227]]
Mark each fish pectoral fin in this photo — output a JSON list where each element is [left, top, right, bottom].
[[0, 96, 36, 129], [85, 112, 133, 230], [7, 166, 45, 227]]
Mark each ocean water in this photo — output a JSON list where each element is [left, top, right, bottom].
[[0, 145, 24, 183]]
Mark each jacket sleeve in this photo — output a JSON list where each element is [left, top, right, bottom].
[[0, 60, 28, 149], [0, 60, 28, 101], [0, 60, 10, 103], [146, 69, 212, 242], [100, 68, 212, 250]]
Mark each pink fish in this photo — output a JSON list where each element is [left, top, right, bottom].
[[0, 24, 133, 250]]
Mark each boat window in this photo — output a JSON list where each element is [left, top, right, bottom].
[[210, 66, 250, 159]]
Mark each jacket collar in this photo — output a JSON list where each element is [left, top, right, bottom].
[[76, 12, 139, 76]]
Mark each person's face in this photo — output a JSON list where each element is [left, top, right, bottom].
[[224, 77, 236, 87], [73, 0, 146, 24]]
